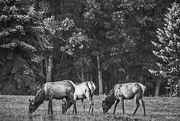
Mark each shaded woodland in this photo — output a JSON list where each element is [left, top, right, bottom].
[[0, 0, 180, 96]]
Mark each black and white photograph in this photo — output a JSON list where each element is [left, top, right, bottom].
[[0, 0, 180, 120]]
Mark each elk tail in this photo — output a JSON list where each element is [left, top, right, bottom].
[[138, 83, 146, 97], [86, 82, 92, 96], [68, 80, 76, 88], [90, 81, 96, 94]]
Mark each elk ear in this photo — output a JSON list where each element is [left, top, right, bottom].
[[29, 99, 34, 104], [103, 93, 107, 99], [102, 99, 105, 103], [102, 93, 106, 100]]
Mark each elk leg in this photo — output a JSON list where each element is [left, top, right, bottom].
[[73, 101, 77, 115], [71, 99, 74, 114], [81, 99, 85, 112], [113, 100, 120, 115], [121, 98, 125, 115], [91, 101, 94, 114], [91, 95, 94, 114], [133, 98, 140, 116], [62, 98, 71, 114], [48, 99, 53, 114], [69, 97, 77, 115], [68, 94, 77, 115], [140, 99, 146, 116], [50, 99, 53, 115], [66, 98, 73, 114], [61, 99, 67, 114], [72, 105, 75, 114], [74, 95, 78, 115], [73, 98, 77, 115], [51, 100, 53, 115], [89, 100, 94, 114], [48, 100, 50, 114], [88, 101, 92, 114], [72, 101, 77, 114], [86, 92, 94, 114]]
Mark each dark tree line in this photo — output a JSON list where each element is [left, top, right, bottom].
[[0, 0, 180, 96]]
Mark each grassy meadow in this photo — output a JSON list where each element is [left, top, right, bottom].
[[0, 95, 180, 121]]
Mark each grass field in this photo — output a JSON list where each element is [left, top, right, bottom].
[[0, 95, 180, 121]]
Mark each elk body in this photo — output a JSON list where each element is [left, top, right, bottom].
[[62, 81, 96, 114], [28, 80, 77, 115], [102, 82, 146, 116]]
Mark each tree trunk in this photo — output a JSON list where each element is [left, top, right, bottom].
[[97, 55, 103, 94], [140, 75, 143, 83], [104, 83, 108, 95], [45, 34, 54, 82], [45, 56, 48, 81], [81, 68, 85, 82], [40, 60, 45, 85], [46, 55, 53, 82], [126, 75, 129, 81], [90, 66, 93, 81], [154, 76, 162, 96]]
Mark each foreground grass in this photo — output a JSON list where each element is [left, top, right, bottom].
[[0, 95, 180, 121]]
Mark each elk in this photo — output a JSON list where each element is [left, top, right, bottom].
[[102, 82, 146, 116], [28, 80, 77, 115], [62, 81, 96, 114]]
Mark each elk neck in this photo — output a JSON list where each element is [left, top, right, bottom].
[[33, 86, 46, 106], [105, 89, 116, 104]]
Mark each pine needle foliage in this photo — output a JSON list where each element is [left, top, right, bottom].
[[0, 0, 51, 94], [150, 2, 180, 85]]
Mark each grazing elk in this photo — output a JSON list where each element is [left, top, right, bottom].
[[102, 82, 146, 116], [28, 80, 77, 115], [62, 81, 96, 114]]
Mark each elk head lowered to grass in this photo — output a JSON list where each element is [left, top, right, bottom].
[[62, 81, 96, 114], [102, 82, 146, 116], [28, 80, 77, 115]]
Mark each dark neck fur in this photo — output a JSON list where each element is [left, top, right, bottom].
[[105, 89, 116, 105], [33, 87, 46, 107]]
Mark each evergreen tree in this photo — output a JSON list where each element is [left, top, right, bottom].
[[150, 2, 180, 89], [0, 0, 51, 94]]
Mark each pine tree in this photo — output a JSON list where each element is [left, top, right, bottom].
[[0, 0, 51, 94], [150, 2, 180, 89]]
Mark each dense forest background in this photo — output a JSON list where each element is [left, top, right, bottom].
[[0, 0, 180, 96]]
